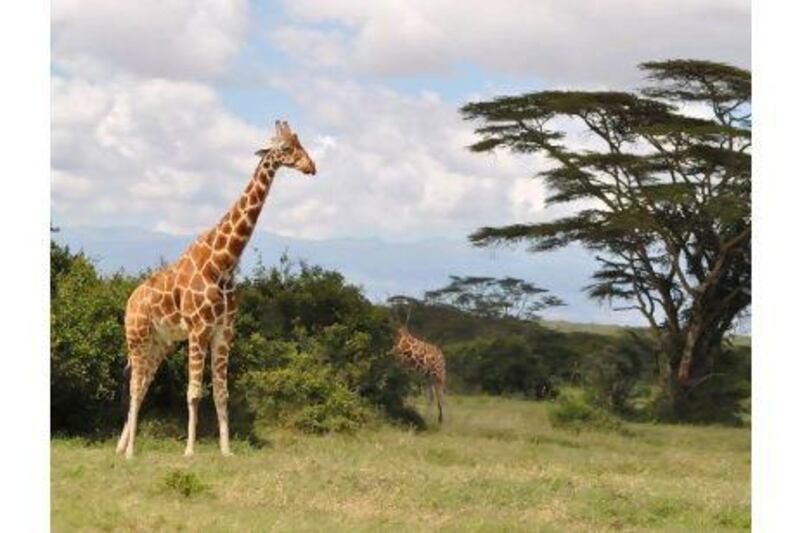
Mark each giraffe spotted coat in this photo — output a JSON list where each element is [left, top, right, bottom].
[[392, 326, 446, 423], [116, 121, 316, 458]]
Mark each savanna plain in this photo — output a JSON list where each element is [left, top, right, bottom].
[[52, 394, 750, 532]]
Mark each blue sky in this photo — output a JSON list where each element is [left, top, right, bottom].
[[51, 0, 750, 325]]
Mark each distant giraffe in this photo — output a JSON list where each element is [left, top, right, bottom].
[[392, 325, 447, 423], [116, 121, 316, 458]]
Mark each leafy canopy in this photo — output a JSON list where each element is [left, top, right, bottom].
[[461, 59, 750, 394]]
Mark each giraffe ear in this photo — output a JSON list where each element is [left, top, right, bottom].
[[255, 148, 268, 157]]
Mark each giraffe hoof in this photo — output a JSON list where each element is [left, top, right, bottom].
[[184, 449, 195, 458], [221, 450, 235, 457], [124, 450, 134, 460]]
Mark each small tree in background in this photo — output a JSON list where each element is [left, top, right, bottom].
[[461, 60, 750, 416], [423, 275, 565, 321]]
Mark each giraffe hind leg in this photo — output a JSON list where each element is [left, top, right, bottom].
[[117, 342, 167, 458], [434, 382, 445, 424], [424, 382, 434, 420]]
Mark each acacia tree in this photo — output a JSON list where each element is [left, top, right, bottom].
[[461, 60, 750, 414], [423, 275, 564, 321]]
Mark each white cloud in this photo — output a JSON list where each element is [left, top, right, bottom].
[[52, 71, 552, 241], [52, 0, 249, 79], [51, 75, 264, 233], [273, 0, 750, 85], [258, 77, 546, 240], [50, 0, 749, 244]]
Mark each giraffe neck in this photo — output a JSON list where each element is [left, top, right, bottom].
[[208, 151, 282, 276]]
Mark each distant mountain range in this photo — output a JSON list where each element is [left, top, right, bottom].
[[51, 225, 669, 328]]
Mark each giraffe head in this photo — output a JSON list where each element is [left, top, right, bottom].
[[255, 120, 316, 176]]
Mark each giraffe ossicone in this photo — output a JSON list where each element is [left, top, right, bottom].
[[116, 120, 316, 458]]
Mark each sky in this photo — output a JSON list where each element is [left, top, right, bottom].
[[50, 0, 751, 325]]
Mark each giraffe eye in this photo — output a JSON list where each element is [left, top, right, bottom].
[[281, 145, 293, 154]]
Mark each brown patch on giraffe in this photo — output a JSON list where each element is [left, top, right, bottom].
[[228, 235, 246, 256], [162, 297, 176, 315], [234, 218, 250, 238], [197, 304, 215, 323], [189, 274, 205, 292], [192, 291, 205, 309], [204, 285, 222, 302], [172, 287, 182, 309], [245, 206, 260, 225], [176, 269, 191, 287], [212, 251, 234, 272], [220, 221, 233, 235], [202, 259, 222, 280], [191, 244, 212, 267], [213, 233, 228, 251]]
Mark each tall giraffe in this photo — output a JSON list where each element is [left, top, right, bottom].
[[116, 121, 316, 458], [392, 326, 447, 423]]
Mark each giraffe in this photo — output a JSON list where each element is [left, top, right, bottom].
[[392, 325, 447, 423], [115, 120, 316, 459]]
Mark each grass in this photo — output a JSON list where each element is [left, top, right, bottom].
[[51, 395, 750, 532]]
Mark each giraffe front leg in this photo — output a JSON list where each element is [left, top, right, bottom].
[[211, 324, 234, 456], [185, 327, 210, 457]]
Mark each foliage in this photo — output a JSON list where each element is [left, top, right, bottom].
[[422, 275, 565, 321], [238, 343, 373, 434], [547, 393, 625, 433], [232, 255, 414, 428], [582, 333, 653, 414], [461, 59, 751, 415], [50, 244, 138, 435], [162, 469, 209, 498], [447, 335, 555, 398], [50, 245, 414, 436]]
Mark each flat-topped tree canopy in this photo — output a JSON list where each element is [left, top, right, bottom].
[[460, 59, 750, 417]]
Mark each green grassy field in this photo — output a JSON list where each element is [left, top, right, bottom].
[[51, 395, 750, 532]]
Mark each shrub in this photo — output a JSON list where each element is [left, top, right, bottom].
[[50, 249, 136, 436], [162, 469, 209, 497], [237, 343, 373, 434], [50, 245, 417, 436], [447, 335, 556, 398], [547, 394, 624, 433], [582, 334, 651, 414]]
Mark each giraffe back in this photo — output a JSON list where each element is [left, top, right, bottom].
[[393, 329, 446, 386]]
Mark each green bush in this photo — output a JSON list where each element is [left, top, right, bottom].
[[447, 335, 556, 398], [50, 245, 416, 436], [162, 469, 209, 498], [582, 334, 652, 414], [238, 343, 373, 434], [547, 394, 624, 433], [232, 256, 414, 428], [654, 343, 751, 425], [50, 248, 137, 435]]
